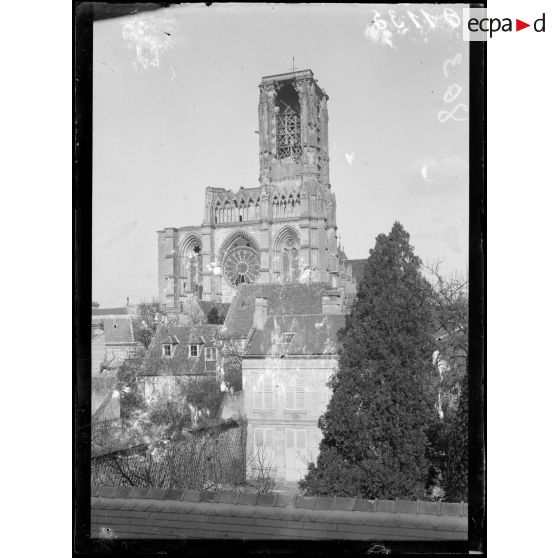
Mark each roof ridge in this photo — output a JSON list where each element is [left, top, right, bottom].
[[222, 283, 246, 332]]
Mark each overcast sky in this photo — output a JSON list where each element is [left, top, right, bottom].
[[93, 3, 469, 307]]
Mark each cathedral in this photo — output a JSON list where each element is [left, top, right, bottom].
[[157, 69, 361, 308]]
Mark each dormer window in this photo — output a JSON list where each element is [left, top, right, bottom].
[[161, 335, 180, 358], [189, 344, 199, 358], [281, 332, 295, 344]]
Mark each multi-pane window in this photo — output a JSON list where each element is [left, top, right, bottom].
[[285, 373, 306, 411], [162, 344, 172, 357], [204, 347, 217, 361], [189, 344, 199, 358], [254, 428, 276, 469], [254, 428, 274, 449], [286, 429, 307, 453], [253, 372, 274, 411]]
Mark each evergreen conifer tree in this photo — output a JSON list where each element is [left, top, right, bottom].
[[441, 373, 468, 501], [300, 222, 438, 499]]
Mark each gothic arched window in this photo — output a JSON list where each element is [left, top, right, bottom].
[[282, 238, 299, 282], [274, 230, 300, 283], [276, 83, 301, 160], [182, 242, 202, 293]]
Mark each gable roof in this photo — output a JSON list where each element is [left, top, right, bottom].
[[220, 283, 329, 340], [103, 316, 138, 344], [244, 313, 346, 357], [142, 324, 221, 376], [92, 306, 138, 317], [161, 335, 180, 345]]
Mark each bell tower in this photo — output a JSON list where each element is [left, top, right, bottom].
[[258, 69, 330, 188], [157, 69, 362, 309]]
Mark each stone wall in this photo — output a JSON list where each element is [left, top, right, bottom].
[[91, 487, 468, 541]]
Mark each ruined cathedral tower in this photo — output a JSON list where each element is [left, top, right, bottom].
[[158, 69, 358, 307]]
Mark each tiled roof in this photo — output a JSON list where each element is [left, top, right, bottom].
[[245, 314, 346, 357], [220, 283, 329, 340], [347, 258, 368, 284], [103, 316, 137, 344], [142, 324, 220, 376], [92, 306, 138, 317], [161, 335, 180, 345], [91, 487, 468, 541]]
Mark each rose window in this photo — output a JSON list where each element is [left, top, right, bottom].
[[223, 246, 261, 287]]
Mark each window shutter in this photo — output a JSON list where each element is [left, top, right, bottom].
[[295, 374, 305, 410], [264, 374, 273, 410], [255, 428, 264, 447], [286, 429, 295, 449], [265, 429, 274, 448], [296, 430, 307, 451], [253, 373, 264, 410], [286, 375, 295, 410]]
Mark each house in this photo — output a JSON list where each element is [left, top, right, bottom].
[[91, 301, 148, 437], [219, 282, 331, 347], [217, 282, 336, 421], [91, 328, 120, 425], [91, 325, 121, 454], [241, 288, 347, 482], [91, 301, 143, 370], [139, 323, 222, 403]]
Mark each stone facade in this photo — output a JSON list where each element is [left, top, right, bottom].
[[158, 69, 358, 307], [243, 357, 338, 483], [241, 292, 346, 482]]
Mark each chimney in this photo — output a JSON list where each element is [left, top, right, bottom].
[[322, 289, 343, 314], [253, 297, 268, 330], [126, 297, 130, 306]]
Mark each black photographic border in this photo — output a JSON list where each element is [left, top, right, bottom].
[[73, 2, 486, 555]]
